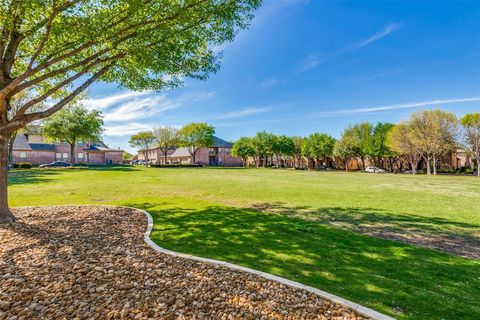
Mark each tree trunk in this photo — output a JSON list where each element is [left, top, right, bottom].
[[164, 152, 168, 164], [345, 160, 348, 172], [425, 156, 431, 175], [409, 157, 418, 175], [8, 132, 16, 166], [360, 156, 366, 171], [388, 157, 394, 173], [0, 133, 15, 223], [70, 142, 75, 166], [432, 156, 437, 175]]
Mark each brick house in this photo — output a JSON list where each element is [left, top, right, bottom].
[[138, 136, 242, 166], [12, 132, 123, 165]]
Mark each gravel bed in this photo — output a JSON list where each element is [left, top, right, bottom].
[[0, 206, 368, 320]]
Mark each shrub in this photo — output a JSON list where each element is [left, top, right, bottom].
[[13, 162, 33, 169], [149, 164, 204, 168]]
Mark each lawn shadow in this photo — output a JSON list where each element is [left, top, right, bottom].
[[8, 169, 60, 186], [124, 200, 480, 320], [84, 165, 140, 172], [250, 202, 480, 260]]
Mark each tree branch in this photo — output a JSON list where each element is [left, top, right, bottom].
[[14, 53, 123, 117], [6, 62, 114, 134], [9, 47, 113, 97]]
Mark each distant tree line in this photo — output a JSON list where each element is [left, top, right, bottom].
[[232, 109, 480, 177], [129, 122, 215, 164]]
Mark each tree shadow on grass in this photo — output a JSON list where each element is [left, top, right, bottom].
[[83, 165, 140, 172], [8, 169, 60, 186], [124, 200, 480, 320], [249, 202, 480, 260]]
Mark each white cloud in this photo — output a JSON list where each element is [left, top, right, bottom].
[[260, 77, 280, 89], [295, 23, 401, 73], [104, 122, 155, 137], [83, 91, 151, 110], [315, 96, 480, 115], [103, 95, 181, 122], [351, 23, 401, 50], [215, 107, 269, 120], [83, 90, 216, 137]]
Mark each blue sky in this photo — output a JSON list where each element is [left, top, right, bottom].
[[84, 0, 480, 152]]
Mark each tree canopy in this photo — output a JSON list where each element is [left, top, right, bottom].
[[154, 126, 179, 163], [231, 136, 255, 167], [0, 0, 261, 134], [461, 113, 480, 176], [129, 130, 156, 163], [42, 102, 103, 164], [0, 0, 261, 222], [178, 122, 215, 163]]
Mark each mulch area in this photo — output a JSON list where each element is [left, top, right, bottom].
[[0, 206, 368, 320]]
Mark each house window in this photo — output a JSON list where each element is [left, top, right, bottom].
[[56, 153, 61, 160], [19, 151, 27, 159], [78, 153, 84, 159], [62, 153, 68, 159]]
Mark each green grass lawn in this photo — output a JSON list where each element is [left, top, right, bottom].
[[8, 166, 480, 319]]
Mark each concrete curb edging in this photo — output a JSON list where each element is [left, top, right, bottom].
[[139, 207, 395, 320], [14, 205, 394, 320]]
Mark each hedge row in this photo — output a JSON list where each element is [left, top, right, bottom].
[[149, 164, 205, 168], [13, 162, 33, 169]]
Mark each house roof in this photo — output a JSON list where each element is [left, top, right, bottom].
[[12, 133, 123, 152], [84, 145, 123, 152], [170, 147, 191, 157], [212, 136, 233, 148], [12, 134, 55, 152]]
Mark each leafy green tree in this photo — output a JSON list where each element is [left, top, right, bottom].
[[178, 122, 215, 164], [333, 133, 357, 172], [461, 113, 480, 177], [387, 123, 421, 174], [408, 109, 458, 175], [232, 137, 255, 167], [123, 151, 134, 161], [349, 122, 373, 171], [252, 131, 275, 167], [42, 103, 103, 165], [0, 0, 260, 222], [371, 122, 396, 171], [302, 133, 336, 169], [154, 126, 179, 164], [129, 131, 156, 164], [271, 135, 294, 167]]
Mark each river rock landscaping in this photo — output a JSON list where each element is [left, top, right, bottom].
[[0, 206, 368, 320]]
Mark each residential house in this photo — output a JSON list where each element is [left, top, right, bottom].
[[138, 136, 242, 166], [12, 132, 123, 165]]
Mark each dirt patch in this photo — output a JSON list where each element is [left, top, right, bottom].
[[0, 206, 368, 320]]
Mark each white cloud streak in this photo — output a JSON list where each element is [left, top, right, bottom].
[[84, 90, 216, 137], [296, 23, 401, 73], [215, 107, 269, 120], [82, 91, 151, 110], [103, 95, 181, 122], [316, 97, 480, 115], [104, 122, 155, 137]]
